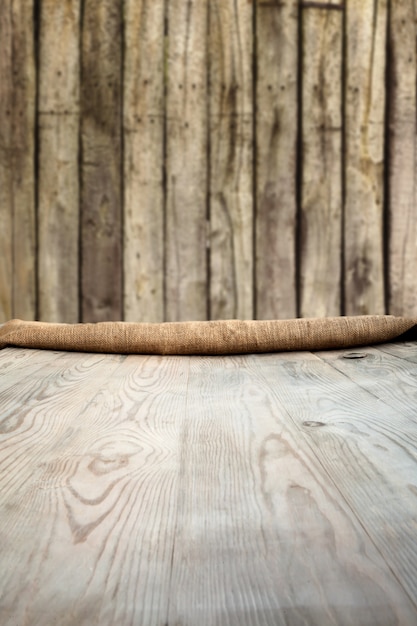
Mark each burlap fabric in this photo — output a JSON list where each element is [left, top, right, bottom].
[[0, 316, 416, 355]]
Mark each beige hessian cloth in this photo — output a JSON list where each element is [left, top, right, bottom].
[[0, 316, 416, 355]]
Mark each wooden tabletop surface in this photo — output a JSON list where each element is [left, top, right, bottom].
[[1, 341, 417, 625]]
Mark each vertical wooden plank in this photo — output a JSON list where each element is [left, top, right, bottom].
[[80, 1, 122, 322], [166, 0, 208, 322], [0, 2, 14, 322], [345, 0, 387, 315], [209, 1, 254, 320], [255, 0, 298, 320], [124, 0, 165, 323], [0, 1, 36, 322], [300, 2, 343, 318], [38, 0, 80, 323], [388, 0, 417, 317]]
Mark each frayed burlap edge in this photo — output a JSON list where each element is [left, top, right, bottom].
[[0, 316, 416, 355]]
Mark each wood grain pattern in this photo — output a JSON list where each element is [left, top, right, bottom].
[[168, 355, 417, 624], [300, 1, 342, 317], [38, 0, 81, 323], [250, 349, 417, 610], [209, 0, 254, 320], [124, 0, 165, 323], [0, 349, 189, 625], [80, 0, 123, 322], [0, 2, 14, 321], [376, 340, 417, 364], [344, 0, 387, 315], [317, 343, 417, 418], [255, 0, 298, 320], [2, 347, 417, 623], [0, 0, 36, 322], [165, 0, 209, 321], [387, 0, 417, 316]]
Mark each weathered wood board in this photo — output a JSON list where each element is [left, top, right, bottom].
[[124, 0, 165, 323], [209, 0, 254, 320], [255, 0, 298, 320], [300, 1, 343, 317], [1, 0, 417, 323], [80, 0, 123, 322], [344, 0, 387, 315], [248, 348, 417, 616], [0, 3, 14, 322], [387, 0, 417, 317], [0, 349, 189, 625], [0, 1, 36, 322], [38, 0, 81, 323], [2, 345, 417, 624], [165, 0, 209, 321]]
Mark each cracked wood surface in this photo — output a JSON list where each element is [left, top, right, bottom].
[[1, 344, 417, 624]]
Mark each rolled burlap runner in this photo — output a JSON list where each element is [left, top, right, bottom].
[[0, 316, 416, 355]]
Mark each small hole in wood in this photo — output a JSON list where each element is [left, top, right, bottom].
[[343, 352, 367, 359], [303, 421, 326, 428]]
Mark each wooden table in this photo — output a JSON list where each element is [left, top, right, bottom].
[[1, 341, 417, 625]]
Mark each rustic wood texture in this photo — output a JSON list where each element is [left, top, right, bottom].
[[300, 1, 342, 317], [38, 0, 81, 323], [80, 0, 123, 322], [0, 1, 36, 322], [0, 3, 14, 321], [344, 0, 387, 315], [388, 0, 417, 317], [1, 0, 417, 323], [2, 345, 417, 624], [124, 0, 165, 323], [255, 0, 298, 320], [317, 343, 417, 418], [165, 0, 209, 321], [245, 348, 417, 622], [376, 340, 417, 364], [209, 0, 254, 320]]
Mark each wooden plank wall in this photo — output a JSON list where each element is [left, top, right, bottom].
[[0, 0, 416, 324]]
